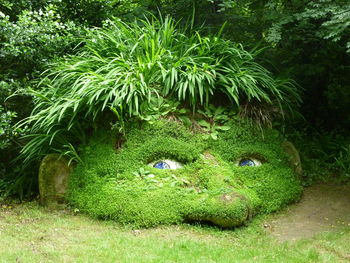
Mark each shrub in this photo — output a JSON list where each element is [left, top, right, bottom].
[[20, 15, 301, 167], [334, 145, 350, 181]]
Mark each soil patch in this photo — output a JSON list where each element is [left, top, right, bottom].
[[265, 183, 350, 242]]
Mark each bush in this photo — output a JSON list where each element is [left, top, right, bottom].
[[334, 145, 350, 180], [20, 15, 301, 169], [0, 6, 84, 197], [0, 7, 82, 75]]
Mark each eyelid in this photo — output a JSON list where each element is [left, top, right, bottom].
[[149, 159, 183, 169]]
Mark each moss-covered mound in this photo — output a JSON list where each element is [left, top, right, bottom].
[[67, 120, 302, 228]]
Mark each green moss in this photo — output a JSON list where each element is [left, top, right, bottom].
[[67, 119, 302, 228]]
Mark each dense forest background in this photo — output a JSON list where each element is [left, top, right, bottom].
[[1, 0, 349, 198]]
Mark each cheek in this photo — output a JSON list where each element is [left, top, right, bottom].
[[231, 165, 302, 212]]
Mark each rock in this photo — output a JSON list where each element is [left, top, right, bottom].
[[282, 141, 303, 176], [38, 154, 72, 208]]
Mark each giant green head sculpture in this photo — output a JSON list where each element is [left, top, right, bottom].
[[29, 16, 302, 228], [66, 118, 302, 228]]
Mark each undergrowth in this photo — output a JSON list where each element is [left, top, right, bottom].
[[284, 127, 350, 184]]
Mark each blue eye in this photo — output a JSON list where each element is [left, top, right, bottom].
[[149, 160, 183, 169], [239, 159, 256, 167], [148, 159, 182, 169], [153, 161, 170, 169]]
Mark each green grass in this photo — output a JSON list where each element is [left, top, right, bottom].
[[1, 202, 349, 263]]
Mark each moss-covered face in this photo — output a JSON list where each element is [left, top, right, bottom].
[[68, 120, 302, 228]]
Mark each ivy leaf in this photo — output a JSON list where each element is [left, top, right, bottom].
[[210, 132, 218, 140], [216, 125, 231, 131], [198, 120, 210, 128]]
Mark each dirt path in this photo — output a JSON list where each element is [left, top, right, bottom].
[[265, 183, 350, 242]]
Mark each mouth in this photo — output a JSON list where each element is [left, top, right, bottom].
[[185, 192, 255, 228]]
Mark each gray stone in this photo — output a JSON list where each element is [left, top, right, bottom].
[[282, 141, 303, 176], [38, 154, 72, 207]]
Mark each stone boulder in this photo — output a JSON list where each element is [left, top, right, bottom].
[[38, 154, 72, 207], [282, 141, 303, 176]]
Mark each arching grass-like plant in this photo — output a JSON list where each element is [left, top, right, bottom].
[[19, 15, 301, 165]]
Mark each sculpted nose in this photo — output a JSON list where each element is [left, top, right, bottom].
[[185, 191, 255, 228]]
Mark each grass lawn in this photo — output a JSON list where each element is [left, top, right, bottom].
[[0, 202, 349, 263]]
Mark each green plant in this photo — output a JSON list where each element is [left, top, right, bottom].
[[198, 105, 232, 123], [334, 145, 350, 180], [197, 120, 230, 140], [0, 5, 86, 198], [18, 14, 300, 167], [266, 0, 350, 53], [0, 7, 82, 74], [197, 105, 231, 140], [0, 179, 8, 196], [282, 127, 350, 185], [0, 106, 26, 149], [132, 167, 151, 178], [110, 105, 127, 137], [139, 98, 183, 123]]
